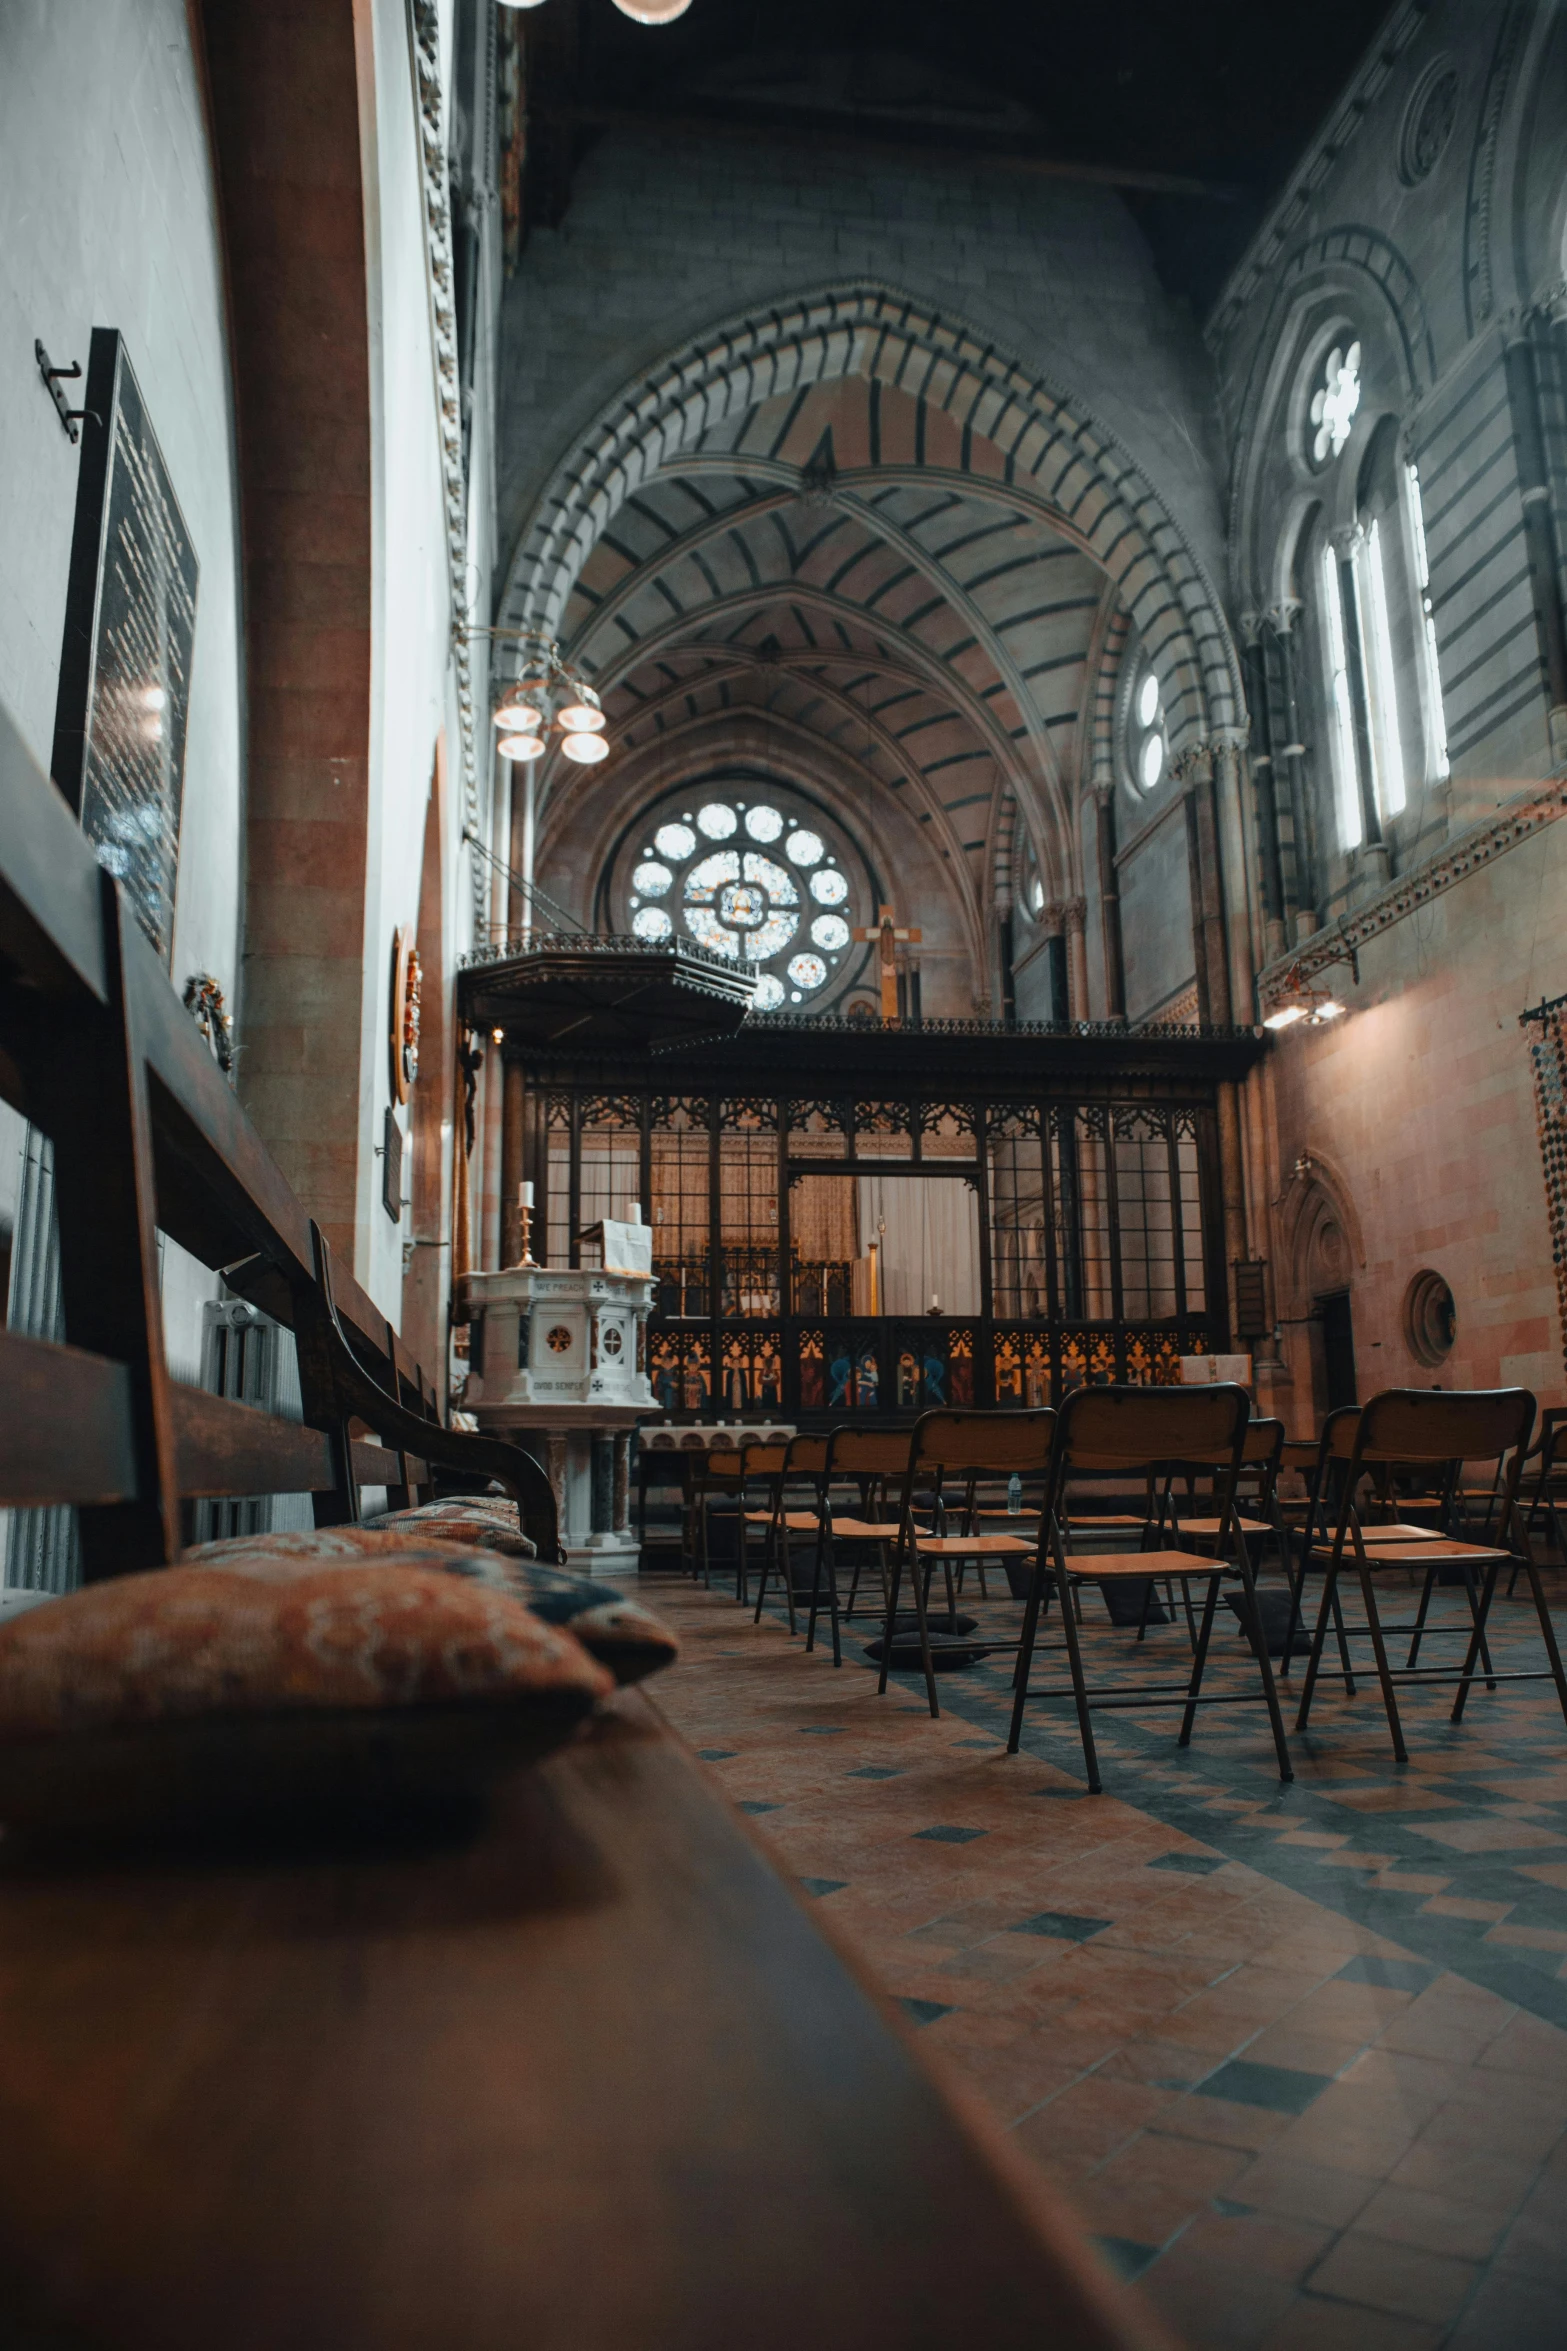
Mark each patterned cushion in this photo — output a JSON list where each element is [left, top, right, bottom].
[[364, 1497, 536, 1558], [0, 1558, 611, 1838], [187, 1528, 679, 1687]]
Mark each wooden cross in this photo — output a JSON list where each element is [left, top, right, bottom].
[[852, 903, 922, 1023]]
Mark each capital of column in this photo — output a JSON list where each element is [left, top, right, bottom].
[[1060, 896, 1088, 937], [1169, 739, 1214, 788], [1262, 598, 1304, 637]]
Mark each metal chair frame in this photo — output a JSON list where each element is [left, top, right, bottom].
[[876, 1409, 1056, 1719], [750, 1435, 830, 1631], [1293, 1388, 1566, 1762], [1007, 1384, 1295, 1794]]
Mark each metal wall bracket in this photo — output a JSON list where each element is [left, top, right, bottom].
[[34, 340, 98, 443]]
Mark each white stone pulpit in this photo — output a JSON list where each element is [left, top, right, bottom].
[[461, 1254, 654, 1574]]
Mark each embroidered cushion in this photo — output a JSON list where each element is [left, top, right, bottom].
[[364, 1496, 537, 1558], [187, 1528, 679, 1687], [0, 1559, 611, 1838]]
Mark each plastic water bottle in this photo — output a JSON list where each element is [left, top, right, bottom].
[[1007, 1474, 1022, 1516]]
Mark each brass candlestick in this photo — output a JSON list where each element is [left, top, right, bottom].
[[518, 1181, 538, 1268]]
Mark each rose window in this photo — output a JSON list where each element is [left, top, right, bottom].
[[625, 795, 859, 1007]]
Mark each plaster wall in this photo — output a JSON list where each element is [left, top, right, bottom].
[[0, 0, 244, 1005], [354, 0, 458, 1315]]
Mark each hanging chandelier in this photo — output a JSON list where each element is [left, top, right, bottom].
[[493, 634, 610, 767], [1262, 964, 1344, 1031]]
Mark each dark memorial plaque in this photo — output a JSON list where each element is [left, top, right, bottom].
[[51, 329, 199, 964]]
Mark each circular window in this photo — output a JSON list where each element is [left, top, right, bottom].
[[619, 795, 861, 1004], [1125, 663, 1168, 796], [1403, 1270, 1456, 1367], [1400, 59, 1458, 185], [1308, 340, 1362, 468], [600, 1325, 624, 1359]]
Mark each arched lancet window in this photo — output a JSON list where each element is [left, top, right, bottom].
[[1305, 400, 1450, 855]]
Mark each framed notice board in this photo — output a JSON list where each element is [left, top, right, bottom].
[[51, 329, 199, 964]]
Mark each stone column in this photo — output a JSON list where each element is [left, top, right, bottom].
[[1062, 897, 1089, 1023], [500, 1055, 524, 1267], [544, 1432, 567, 1543], [1092, 789, 1125, 1022], [1212, 727, 1258, 1028], [612, 1430, 632, 1537], [590, 1436, 614, 1536]]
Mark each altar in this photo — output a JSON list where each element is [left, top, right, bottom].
[[462, 1217, 654, 1575]]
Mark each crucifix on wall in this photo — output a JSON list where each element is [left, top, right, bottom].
[[852, 904, 922, 1024]]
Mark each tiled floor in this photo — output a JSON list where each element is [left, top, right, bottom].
[[643, 1560, 1567, 2349]]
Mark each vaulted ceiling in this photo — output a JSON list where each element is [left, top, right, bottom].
[[542, 374, 1114, 968]]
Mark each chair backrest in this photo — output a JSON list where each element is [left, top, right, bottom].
[[908, 1408, 1055, 1480], [1053, 1384, 1250, 1474], [0, 696, 560, 1568], [784, 1435, 830, 1478], [1352, 1389, 1535, 1471], [743, 1444, 789, 1480], [1243, 1418, 1285, 1467], [826, 1428, 915, 1479]]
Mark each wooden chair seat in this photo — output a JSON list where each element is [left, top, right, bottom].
[[831, 1516, 902, 1541], [1171, 1513, 1273, 1538], [1327, 1535, 1512, 1564], [1082, 1549, 1233, 1579], [916, 1532, 1033, 1556]]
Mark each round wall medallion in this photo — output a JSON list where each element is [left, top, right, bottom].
[[389, 927, 422, 1104], [546, 1325, 573, 1355], [1403, 1269, 1456, 1366], [600, 1325, 625, 1359], [1400, 60, 1458, 185]]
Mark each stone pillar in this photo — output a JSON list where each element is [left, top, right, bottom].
[[1062, 898, 1089, 1023], [1268, 603, 1318, 929], [500, 1055, 524, 1266], [1177, 742, 1230, 1025], [590, 1436, 614, 1536], [1092, 789, 1125, 1022], [612, 1430, 632, 1537], [1212, 727, 1258, 1028], [544, 1432, 567, 1541], [1241, 621, 1287, 962]]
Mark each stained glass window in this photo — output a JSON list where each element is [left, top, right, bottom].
[[624, 796, 857, 1005]]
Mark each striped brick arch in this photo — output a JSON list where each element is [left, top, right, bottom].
[[507, 284, 1241, 959]]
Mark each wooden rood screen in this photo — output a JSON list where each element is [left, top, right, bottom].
[[526, 1083, 1227, 1421]]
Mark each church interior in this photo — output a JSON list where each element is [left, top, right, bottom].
[[2, 1, 1567, 2344]]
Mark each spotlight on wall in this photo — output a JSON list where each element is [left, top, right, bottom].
[[1262, 965, 1345, 1031]]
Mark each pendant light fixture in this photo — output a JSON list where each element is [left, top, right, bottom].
[[492, 633, 613, 768], [612, 0, 693, 18]]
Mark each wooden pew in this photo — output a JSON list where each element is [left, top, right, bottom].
[[0, 703, 1165, 2351], [0, 698, 559, 1561]]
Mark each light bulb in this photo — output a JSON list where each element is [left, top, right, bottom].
[[561, 732, 609, 765], [498, 731, 547, 760], [613, 0, 691, 17], [493, 696, 544, 731], [1263, 1003, 1307, 1031]]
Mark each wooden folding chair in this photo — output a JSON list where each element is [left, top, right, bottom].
[[1509, 1406, 1567, 1593], [1171, 1417, 1290, 1658], [1007, 1384, 1294, 1793], [804, 1428, 915, 1664], [733, 1442, 789, 1621], [1293, 1389, 1563, 1762], [692, 1432, 758, 1593], [750, 1435, 830, 1632], [877, 1410, 1055, 1719]]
